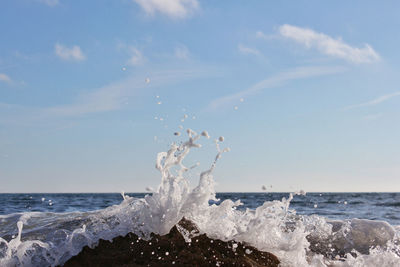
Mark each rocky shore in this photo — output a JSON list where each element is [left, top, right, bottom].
[[62, 218, 279, 267]]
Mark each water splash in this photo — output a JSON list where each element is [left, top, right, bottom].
[[0, 130, 399, 266]]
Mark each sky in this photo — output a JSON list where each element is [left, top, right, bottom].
[[1, 0, 400, 193]]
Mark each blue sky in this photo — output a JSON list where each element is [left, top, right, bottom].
[[1, 0, 400, 192]]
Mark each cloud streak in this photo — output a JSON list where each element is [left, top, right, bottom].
[[0, 73, 12, 85], [238, 44, 261, 56], [255, 31, 275, 40], [278, 24, 380, 64], [344, 91, 400, 110], [36, 0, 59, 6], [55, 43, 86, 62], [207, 65, 346, 111], [127, 47, 145, 66], [133, 0, 199, 19], [174, 45, 190, 60], [0, 68, 213, 125], [45, 69, 208, 117]]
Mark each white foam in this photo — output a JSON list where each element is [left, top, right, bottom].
[[0, 130, 399, 266]]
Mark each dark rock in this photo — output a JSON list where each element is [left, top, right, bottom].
[[62, 218, 279, 267]]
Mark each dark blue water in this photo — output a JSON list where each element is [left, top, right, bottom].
[[1, 192, 399, 224]]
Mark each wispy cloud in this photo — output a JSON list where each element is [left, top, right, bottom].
[[0, 68, 212, 123], [44, 70, 199, 117], [0, 73, 12, 85], [44, 78, 139, 117], [117, 42, 146, 66], [238, 44, 261, 56], [55, 43, 86, 62], [207, 65, 346, 111], [278, 24, 380, 64], [127, 46, 145, 66], [36, 0, 59, 6], [344, 91, 400, 110], [255, 31, 275, 40], [133, 0, 199, 19], [174, 45, 190, 60]]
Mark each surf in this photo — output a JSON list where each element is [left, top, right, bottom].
[[0, 129, 399, 266]]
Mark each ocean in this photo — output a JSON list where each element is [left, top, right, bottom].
[[1, 131, 400, 266], [1, 192, 400, 225], [1, 192, 399, 266]]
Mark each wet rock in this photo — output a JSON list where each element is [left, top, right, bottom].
[[62, 218, 279, 267]]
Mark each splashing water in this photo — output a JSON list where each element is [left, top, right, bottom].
[[0, 129, 400, 266]]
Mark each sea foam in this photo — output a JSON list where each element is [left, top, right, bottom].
[[0, 130, 399, 266]]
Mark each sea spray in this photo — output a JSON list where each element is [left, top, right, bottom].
[[0, 129, 229, 266], [0, 130, 400, 266]]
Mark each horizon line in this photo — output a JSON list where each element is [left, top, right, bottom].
[[1, 191, 399, 194]]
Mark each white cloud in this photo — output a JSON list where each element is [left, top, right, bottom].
[[207, 66, 346, 111], [0, 67, 216, 128], [0, 73, 12, 84], [55, 43, 86, 62], [45, 78, 138, 117], [278, 24, 380, 63], [43, 69, 208, 117], [256, 31, 274, 40], [117, 42, 145, 66], [238, 44, 261, 56], [127, 47, 145, 66], [133, 0, 199, 19], [344, 91, 400, 110], [174, 45, 190, 59], [36, 0, 59, 7]]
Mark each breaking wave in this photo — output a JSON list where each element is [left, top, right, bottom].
[[1, 129, 399, 266]]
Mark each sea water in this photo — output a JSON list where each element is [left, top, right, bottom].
[[1, 193, 399, 225], [1, 129, 399, 266]]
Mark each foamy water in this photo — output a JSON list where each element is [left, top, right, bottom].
[[1, 130, 399, 266]]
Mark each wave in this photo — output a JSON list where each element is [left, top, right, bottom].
[[0, 129, 399, 266], [376, 202, 400, 207]]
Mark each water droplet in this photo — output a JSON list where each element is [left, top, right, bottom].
[[201, 131, 210, 139], [261, 185, 267, 191], [146, 186, 154, 192]]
